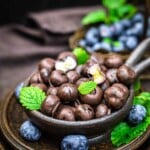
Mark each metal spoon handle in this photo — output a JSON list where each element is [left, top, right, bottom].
[[125, 38, 150, 67], [133, 58, 150, 76]]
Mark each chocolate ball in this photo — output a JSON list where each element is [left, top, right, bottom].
[[117, 65, 136, 85], [30, 72, 43, 84], [101, 79, 110, 91], [66, 71, 80, 83], [105, 54, 123, 68], [75, 104, 94, 121], [104, 83, 129, 109], [47, 87, 58, 95], [50, 70, 68, 86], [38, 58, 55, 71], [75, 65, 84, 75], [54, 105, 75, 121], [95, 104, 111, 118], [106, 69, 118, 84], [40, 68, 50, 83], [31, 83, 47, 93], [90, 52, 104, 65], [57, 83, 78, 103], [76, 78, 89, 87], [57, 51, 76, 60], [80, 87, 103, 106], [41, 95, 60, 116]]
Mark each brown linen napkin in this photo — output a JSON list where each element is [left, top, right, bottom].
[[13, 6, 100, 44]]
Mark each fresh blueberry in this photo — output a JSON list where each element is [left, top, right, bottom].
[[78, 39, 87, 47], [118, 35, 127, 43], [92, 42, 102, 51], [125, 28, 135, 36], [148, 17, 150, 26], [61, 135, 88, 150], [112, 41, 125, 52], [110, 22, 123, 36], [101, 42, 112, 52], [120, 19, 132, 29], [15, 82, 24, 99], [133, 22, 144, 36], [99, 24, 112, 38], [128, 104, 146, 125], [85, 27, 99, 45], [20, 120, 41, 141], [125, 36, 138, 50], [85, 46, 95, 52], [132, 13, 144, 23]]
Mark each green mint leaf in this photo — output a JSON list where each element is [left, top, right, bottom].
[[19, 86, 46, 110], [78, 81, 97, 95], [81, 10, 107, 25], [73, 47, 89, 65], [102, 38, 112, 44], [133, 79, 141, 94], [102, 0, 125, 9], [111, 122, 130, 147], [116, 4, 137, 19]]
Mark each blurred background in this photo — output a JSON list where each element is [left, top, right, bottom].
[[0, 0, 145, 25]]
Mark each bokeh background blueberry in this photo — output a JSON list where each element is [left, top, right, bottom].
[[78, 13, 150, 53]]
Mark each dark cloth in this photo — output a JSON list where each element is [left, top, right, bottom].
[[0, 6, 149, 149]]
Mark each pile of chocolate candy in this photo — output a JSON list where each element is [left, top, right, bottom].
[[29, 51, 135, 121]]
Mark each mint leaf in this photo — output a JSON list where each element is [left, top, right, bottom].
[[78, 81, 97, 95], [117, 4, 137, 19], [82, 10, 107, 25], [19, 86, 46, 110], [111, 122, 130, 147], [102, 0, 125, 9], [73, 47, 89, 65]]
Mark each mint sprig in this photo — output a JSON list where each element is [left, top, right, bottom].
[[78, 81, 97, 95], [19, 86, 46, 110], [111, 91, 150, 147], [73, 47, 89, 65], [81, 10, 107, 25]]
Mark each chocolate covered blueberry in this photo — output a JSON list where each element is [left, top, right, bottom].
[[57, 83, 78, 103], [101, 79, 110, 91], [104, 83, 129, 109], [38, 58, 55, 71], [105, 54, 123, 68], [47, 87, 58, 95], [80, 87, 103, 106], [117, 65, 136, 84], [30, 72, 43, 84], [40, 68, 50, 83], [57, 51, 76, 60], [41, 95, 60, 116], [95, 104, 111, 118], [54, 105, 75, 121], [31, 83, 47, 93], [66, 71, 80, 83], [106, 69, 118, 84], [50, 70, 68, 86], [75, 104, 94, 121]]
